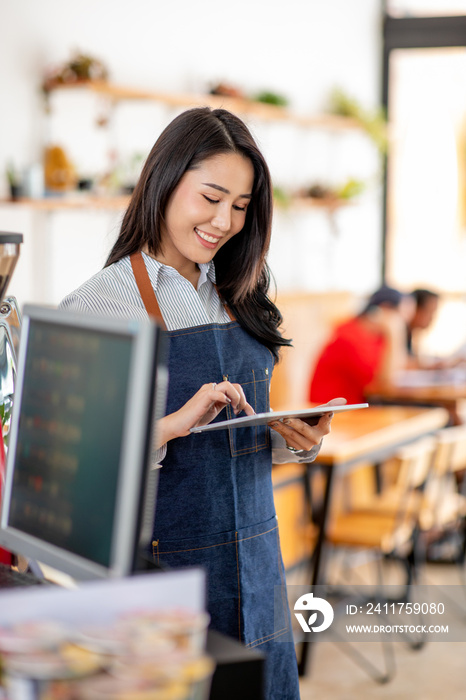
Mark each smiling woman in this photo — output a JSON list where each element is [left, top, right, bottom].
[[103, 108, 284, 352], [59, 107, 344, 700], [155, 152, 254, 284]]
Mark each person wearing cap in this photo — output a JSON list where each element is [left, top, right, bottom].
[[308, 285, 415, 404]]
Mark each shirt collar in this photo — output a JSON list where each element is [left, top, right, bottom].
[[200, 261, 217, 287], [137, 253, 216, 291]]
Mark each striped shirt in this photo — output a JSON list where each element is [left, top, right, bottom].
[[60, 252, 319, 465]]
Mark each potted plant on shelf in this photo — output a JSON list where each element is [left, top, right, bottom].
[[6, 163, 22, 201], [328, 88, 388, 154]]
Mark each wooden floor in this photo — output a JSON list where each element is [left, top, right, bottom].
[[297, 562, 466, 700]]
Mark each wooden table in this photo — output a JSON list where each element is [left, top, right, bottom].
[[317, 404, 450, 469], [297, 404, 449, 676], [367, 368, 466, 425]]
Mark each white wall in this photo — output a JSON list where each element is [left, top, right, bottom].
[[0, 0, 384, 308]]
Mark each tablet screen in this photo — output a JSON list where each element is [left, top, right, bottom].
[[189, 403, 368, 433]]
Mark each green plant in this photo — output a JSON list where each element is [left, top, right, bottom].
[[253, 91, 289, 107], [301, 178, 366, 202], [6, 162, 19, 187], [0, 399, 12, 449], [273, 186, 292, 208], [328, 88, 388, 154], [42, 51, 109, 95], [335, 178, 366, 200]]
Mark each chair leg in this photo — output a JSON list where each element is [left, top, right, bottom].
[[329, 630, 396, 684], [326, 546, 428, 654], [318, 553, 398, 684], [325, 593, 396, 683]]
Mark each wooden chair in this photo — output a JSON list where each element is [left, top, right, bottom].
[[320, 436, 438, 683], [327, 436, 438, 585], [339, 426, 466, 577], [272, 462, 318, 579], [418, 425, 466, 568]]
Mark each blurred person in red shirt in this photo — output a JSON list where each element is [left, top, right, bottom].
[[309, 286, 415, 405]]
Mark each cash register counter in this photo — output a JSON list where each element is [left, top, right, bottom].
[[0, 567, 265, 700]]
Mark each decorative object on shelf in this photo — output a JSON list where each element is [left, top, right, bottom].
[[297, 177, 366, 206], [94, 150, 145, 197], [304, 183, 331, 200], [44, 145, 76, 193], [335, 177, 366, 200], [77, 177, 94, 192], [42, 51, 109, 92], [41, 51, 109, 111], [210, 82, 289, 108], [5, 163, 23, 201], [22, 163, 45, 200], [273, 186, 292, 208], [252, 90, 289, 107], [328, 88, 388, 154], [120, 152, 146, 194], [209, 82, 246, 99]]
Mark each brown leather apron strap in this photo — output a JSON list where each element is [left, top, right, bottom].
[[214, 285, 236, 322], [130, 251, 166, 328], [130, 251, 236, 326]]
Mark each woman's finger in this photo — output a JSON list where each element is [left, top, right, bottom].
[[269, 413, 334, 451], [317, 397, 347, 408], [269, 420, 311, 451], [215, 381, 255, 415]]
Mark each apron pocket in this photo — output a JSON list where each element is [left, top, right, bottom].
[[236, 516, 292, 648], [152, 515, 291, 647], [222, 367, 271, 457], [153, 528, 242, 640]]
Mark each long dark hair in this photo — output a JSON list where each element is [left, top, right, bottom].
[[106, 107, 291, 361]]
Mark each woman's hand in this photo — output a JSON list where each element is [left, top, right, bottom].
[[156, 381, 255, 448], [268, 397, 347, 452]]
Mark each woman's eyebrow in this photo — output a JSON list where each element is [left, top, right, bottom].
[[202, 182, 252, 199]]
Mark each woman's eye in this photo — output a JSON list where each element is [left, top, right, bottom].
[[233, 204, 247, 212], [203, 195, 219, 204]]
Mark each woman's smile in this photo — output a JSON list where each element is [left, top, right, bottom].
[[194, 227, 223, 247]]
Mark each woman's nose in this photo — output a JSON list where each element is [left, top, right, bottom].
[[211, 207, 231, 232]]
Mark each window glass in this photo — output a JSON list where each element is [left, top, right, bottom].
[[387, 47, 466, 355]]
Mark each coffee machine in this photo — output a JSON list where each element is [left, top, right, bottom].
[[0, 232, 23, 453], [0, 232, 22, 564]]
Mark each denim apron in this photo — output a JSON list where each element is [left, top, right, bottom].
[[131, 253, 300, 700]]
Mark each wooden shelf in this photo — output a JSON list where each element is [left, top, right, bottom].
[[0, 195, 131, 211], [2, 194, 356, 213], [291, 196, 356, 211], [45, 80, 362, 131]]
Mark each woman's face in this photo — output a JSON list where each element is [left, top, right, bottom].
[[158, 152, 254, 273]]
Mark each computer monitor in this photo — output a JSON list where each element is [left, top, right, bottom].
[[0, 304, 167, 581]]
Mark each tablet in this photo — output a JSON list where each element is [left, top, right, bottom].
[[189, 403, 369, 433]]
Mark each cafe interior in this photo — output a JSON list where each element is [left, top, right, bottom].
[[2, 0, 466, 698]]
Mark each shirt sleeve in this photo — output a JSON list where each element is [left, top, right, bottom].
[[151, 442, 167, 469], [271, 429, 322, 464], [59, 293, 91, 314]]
